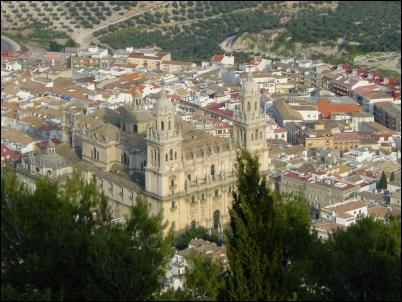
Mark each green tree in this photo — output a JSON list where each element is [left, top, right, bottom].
[[49, 40, 64, 52], [174, 226, 223, 250], [1, 167, 173, 301], [156, 252, 224, 301], [225, 150, 315, 301], [377, 171, 388, 191], [319, 218, 401, 301], [183, 251, 225, 301]]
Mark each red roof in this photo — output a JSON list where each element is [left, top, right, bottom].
[[104, 82, 119, 90], [341, 64, 352, 73], [318, 99, 361, 119], [34, 139, 61, 150], [211, 55, 224, 62], [356, 67, 367, 75], [333, 132, 360, 141], [1, 50, 20, 58], [51, 138, 61, 145], [120, 72, 141, 81], [204, 102, 233, 118], [1, 143, 21, 165], [352, 84, 378, 96], [250, 57, 262, 65]]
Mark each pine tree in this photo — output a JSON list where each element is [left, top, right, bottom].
[[225, 150, 314, 301], [319, 218, 401, 301], [1, 167, 173, 301]]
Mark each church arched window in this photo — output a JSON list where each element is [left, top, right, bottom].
[[170, 149, 173, 160], [161, 121, 164, 130], [247, 102, 250, 111], [168, 120, 171, 130], [166, 153, 168, 161], [174, 151, 177, 159]]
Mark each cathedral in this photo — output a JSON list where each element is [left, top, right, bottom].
[[17, 73, 270, 234]]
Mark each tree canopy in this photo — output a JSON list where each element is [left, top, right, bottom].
[[1, 167, 173, 301]]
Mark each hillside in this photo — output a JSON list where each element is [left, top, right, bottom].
[[0, 1, 168, 49], [96, 1, 400, 63], [1, 1, 401, 68]]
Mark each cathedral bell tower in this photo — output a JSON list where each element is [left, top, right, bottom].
[[145, 89, 183, 198], [233, 71, 270, 173]]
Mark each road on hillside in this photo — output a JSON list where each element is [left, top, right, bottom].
[[72, 1, 173, 48], [1, 35, 21, 51]]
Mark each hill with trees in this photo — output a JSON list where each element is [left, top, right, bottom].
[[95, 1, 401, 63]]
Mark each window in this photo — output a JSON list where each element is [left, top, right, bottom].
[[171, 179, 175, 187], [120, 188, 124, 196], [133, 125, 138, 133], [161, 121, 164, 130], [168, 120, 171, 130], [122, 122, 126, 131], [174, 151, 177, 160], [210, 164, 215, 176], [165, 154, 168, 161], [187, 174, 191, 181], [191, 195, 195, 203], [170, 149, 173, 160], [171, 200, 177, 209], [201, 193, 205, 201], [214, 190, 219, 198]]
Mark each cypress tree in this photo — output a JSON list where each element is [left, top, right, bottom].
[[377, 171, 388, 191], [225, 149, 286, 300]]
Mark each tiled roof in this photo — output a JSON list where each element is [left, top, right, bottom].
[[1, 143, 21, 164], [318, 99, 361, 119], [333, 132, 360, 141], [329, 201, 366, 213], [368, 206, 390, 218], [211, 54, 224, 62], [312, 220, 345, 232]]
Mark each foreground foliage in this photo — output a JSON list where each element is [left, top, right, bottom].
[[1, 168, 173, 301]]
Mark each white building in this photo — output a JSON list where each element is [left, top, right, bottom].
[[5, 60, 22, 71], [321, 200, 368, 227], [77, 46, 109, 58]]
